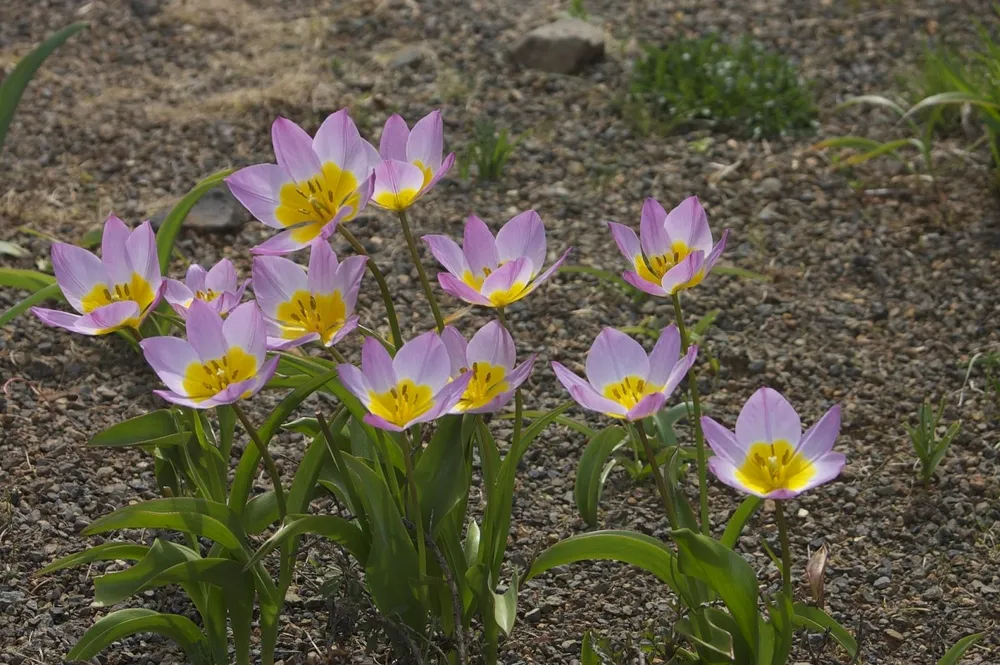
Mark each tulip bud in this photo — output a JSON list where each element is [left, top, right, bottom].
[[805, 543, 829, 607]]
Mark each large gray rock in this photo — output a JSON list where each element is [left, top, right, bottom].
[[510, 18, 605, 75], [151, 187, 247, 233]]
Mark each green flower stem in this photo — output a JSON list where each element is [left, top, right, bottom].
[[328, 346, 348, 365], [775, 501, 792, 599], [316, 411, 370, 534], [495, 306, 509, 331], [396, 208, 445, 332], [634, 420, 678, 529], [337, 225, 404, 349], [672, 292, 710, 535], [232, 403, 287, 523], [402, 429, 428, 588]]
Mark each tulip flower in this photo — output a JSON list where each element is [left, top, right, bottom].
[[371, 110, 455, 211], [252, 241, 366, 350], [32, 215, 162, 335], [163, 259, 249, 319], [139, 300, 279, 409], [552, 326, 697, 421], [441, 321, 536, 414], [423, 211, 570, 308], [226, 110, 379, 255], [701, 387, 845, 499], [337, 331, 472, 432], [608, 196, 729, 296]]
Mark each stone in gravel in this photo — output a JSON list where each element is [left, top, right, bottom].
[[874, 576, 891, 590], [509, 19, 605, 75], [389, 45, 435, 70], [922, 585, 943, 601], [151, 188, 247, 233]]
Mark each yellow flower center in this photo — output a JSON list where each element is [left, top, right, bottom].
[[79, 273, 156, 330], [368, 379, 435, 427], [275, 163, 361, 240], [181, 347, 257, 402], [195, 288, 220, 302], [275, 289, 347, 345], [735, 440, 815, 495], [412, 159, 434, 189], [635, 240, 695, 282], [602, 374, 661, 416], [455, 362, 508, 411]]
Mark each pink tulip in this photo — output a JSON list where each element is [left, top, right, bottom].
[[440, 321, 535, 414], [370, 110, 455, 211], [163, 259, 248, 319]]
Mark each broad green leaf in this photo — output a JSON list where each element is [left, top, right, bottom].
[[936, 632, 983, 665], [526, 530, 688, 598], [691, 309, 721, 338], [0, 282, 62, 327], [676, 614, 734, 663], [66, 609, 206, 661], [36, 543, 149, 576], [414, 415, 472, 534], [0, 240, 28, 257], [93, 540, 201, 607], [242, 491, 279, 534], [581, 631, 600, 665], [767, 593, 794, 665], [83, 497, 248, 554], [88, 409, 181, 447], [651, 401, 691, 447], [493, 569, 519, 635], [705, 607, 754, 664], [721, 496, 761, 549], [574, 425, 627, 527], [463, 520, 481, 570], [672, 529, 760, 655], [0, 22, 88, 150], [792, 603, 857, 658], [217, 405, 236, 461], [230, 370, 339, 513], [246, 514, 369, 569], [906, 91, 999, 120], [155, 169, 235, 268], [0, 267, 54, 290]]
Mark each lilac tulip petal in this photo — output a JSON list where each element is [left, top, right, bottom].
[[306, 240, 339, 294], [371, 159, 425, 210], [272, 117, 322, 184], [646, 325, 682, 388], [735, 387, 802, 447], [326, 316, 360, 347], [238, 355, 279, 400], [495, 210, 546, 269], [379, 114, 410, 161], [480, 258, 533, 304], [152, 389, 206, 409], [795, 405, 841, 460], [707, 456, 764, 496], [267, 333, 319, 351], [205, 259, 238, 292], [413, 372, 473, 425], [36, 301, 141, 335], [438, 273, 492, 306], [664, 196, 713, 254], [393, 330, 450, 391], [185, 264, 208, 292], [406, 110, 443, 172], [186, 299, 228, 362], [701, 417, 743, 465], [226, 164, 289, 229], [506, 354, 536, 390], [251, 256, 307, 317], [626, 392, 668, 421], [424, 234, 471, 278], [337, 363, 373, 406], [31, 308, 92, 334], [50, 243, 107, 313], [639, 198, 671, 259], [523, 246, 570, 293], [313, 109, 378, 181], [126, 221, 161, 291], [660, 345, 698, 398], [140, 336, 200, 394], [223, 302, 266, 365], [425, 152, 455, 190], [364, 414, 406, 433], [585, 327, 650, 391], [659, 251, 705, 295], [462, 216, 499, 275], [552, 361, 626, 417], [102, 214, 132, 285], [361, 337, 396, 394], [608, 221, 642, 265], [467, 320, 515, 369], [336, 256, 367, 311], [251, 226, 320, 255], [622, 270, 667, 296], [796, 452, 846, 493], [440, 326, 469, 377], [164, 279, 194, 307]]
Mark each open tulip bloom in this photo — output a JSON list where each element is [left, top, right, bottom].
[[441, 321, 536, 414], [32, 215, 163, 335], [139, 300, 279, 409], [252, 241, 366, 350], [701, 387, 845, 499], [371, 110, 455, 211], [552, 326, 697, 421], [337, 332, 472, 432], [423, 211, 570, 308], [609, 196, 729, 296], [163, 258, 249, 319], [226, 110, 379, 255]]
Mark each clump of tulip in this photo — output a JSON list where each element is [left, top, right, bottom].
[[26, 108, 858, 665]]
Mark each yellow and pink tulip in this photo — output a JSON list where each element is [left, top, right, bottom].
[[371, 110, 455, 211], [163, 258, 248, 319], [441, 321, 536, 414]]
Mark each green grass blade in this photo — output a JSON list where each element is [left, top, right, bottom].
[[936, 632, 983, 665], [0, 22, 88, 151], [0, 268, 55, 290], [0, 283, 63, 328]]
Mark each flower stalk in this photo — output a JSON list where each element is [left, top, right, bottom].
[[775, 501, 792, 599], [233, 402, 286, 523], [397, 208, 445, 331], [338, 225, 404, 349], [635, 420, 678, 529]]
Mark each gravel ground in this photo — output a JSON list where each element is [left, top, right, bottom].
[[2, 0, 999, 663]]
